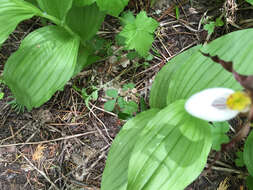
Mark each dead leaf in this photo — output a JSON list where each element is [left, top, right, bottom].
[[217, 178, 229, 190], [32, 144, 46, 161]]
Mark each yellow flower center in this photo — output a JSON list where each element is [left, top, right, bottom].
[[226, 91, 251, 111]]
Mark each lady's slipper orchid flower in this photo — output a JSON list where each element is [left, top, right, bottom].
[[185, 88, 251, 122], [185, 50, 253, 122]]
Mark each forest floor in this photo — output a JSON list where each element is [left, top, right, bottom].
[[0, 0, 252, 189]]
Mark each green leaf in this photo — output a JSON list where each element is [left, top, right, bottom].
[[123, 83, 135, 91], [204, 21, 215, 35], [127, 51, 139, 60], [96, 0, 129, 17], [65, 3, 105, 43], [127, 100, 212, 190], [246, 175, 253, 190], [25, 0, 38, 6], [235, 151, 244, 167], [117, 97, 125, 108], [119, 11, 159, 57], [104, 99, 116, 111], [36, 0, 73, 21], [244, 130, 253, 176], [0, 92, 4, 99], [0, 0, 41, 46], [74, 0, 96, 6], [150, 45, 242, 109], [3, 26, 80, 110], [201, 28, 253, 75], [215, 17, 224, 27], [106, 89, 118, 98], [211, 122, 230, 151], [121, 11, 135, 26], [101, 109, 159, 190], [245, 0, 253, 5], [122, 101, 138, 115]]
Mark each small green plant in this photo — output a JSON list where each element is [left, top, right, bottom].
[[73, 85, 98, 108], [203, 17, 224, 37], [104, 83, 138, 119], [175, 5, 180, 20]]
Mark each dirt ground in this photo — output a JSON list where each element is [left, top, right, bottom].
[[0, 0, 252, 189]]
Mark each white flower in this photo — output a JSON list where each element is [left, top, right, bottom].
[[185, 88, 239, 122]]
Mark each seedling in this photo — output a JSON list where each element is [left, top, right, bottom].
[[73, 85, 98, 108], [203, 17, 224, 37], [104, 83, 138, 119]]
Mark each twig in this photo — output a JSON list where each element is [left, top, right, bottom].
[[21, 152, 60, 190], [0, 131, 97, 148], [211, 166, 242, 174]]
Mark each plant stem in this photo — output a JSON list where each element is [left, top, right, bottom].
[[37, 12, 80, 40]]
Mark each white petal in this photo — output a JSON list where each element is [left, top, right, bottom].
[[185, 88, 239, 122]]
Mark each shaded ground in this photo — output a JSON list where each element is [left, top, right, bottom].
[[0, 0, 252, 189]]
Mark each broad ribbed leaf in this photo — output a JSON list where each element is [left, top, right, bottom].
[[24, 0, 38, 6], [101, 109, 159, 190], [4, 26, 79, 110], [66, 3, 105, 43], [244, 131, 253, 176], [127, 100, 212, 190], [0, 0, 41, 46], [36, 0, 73, 21], [201, 28, 253, 75], [74, 0, 95, 6], [96, 0, 129, 17], [150, 45, 242, 109]]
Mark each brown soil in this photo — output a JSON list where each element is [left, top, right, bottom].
[[0, 0, 252, 189]]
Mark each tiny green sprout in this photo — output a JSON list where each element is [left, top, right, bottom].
[[0, 92, 4, 100], [175, 5, 180, 20]]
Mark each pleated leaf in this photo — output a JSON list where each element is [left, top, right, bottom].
[[244, 131, 253, 176], [3, 26, 80, 110], [96, 0, 129, 17], [0, 0, 41, 46], [36, 0, 73, 21], [201, 28, 253, 75], [150, 45, 242, 109], [24, 0, 38, 6], [101, 109, 160, 190], [127, 100, 212, 190], [74, 0, 96, 6], [66, 3, 105, 43]]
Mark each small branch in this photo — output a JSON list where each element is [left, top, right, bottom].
[[21, 153, 60, 190], [0, 131, 96, 148]]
